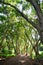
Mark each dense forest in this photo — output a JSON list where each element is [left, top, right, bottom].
[[0, 0, 43, 65]]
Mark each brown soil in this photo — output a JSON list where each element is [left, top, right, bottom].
[[0, 55, 43, 65]]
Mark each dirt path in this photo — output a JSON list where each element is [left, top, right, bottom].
[[0, 55, 43, 65]]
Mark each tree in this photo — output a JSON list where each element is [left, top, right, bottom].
[[0, 0, 43, 58], [0, 0, 43, 43]]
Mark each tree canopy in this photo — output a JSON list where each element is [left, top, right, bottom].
[[0, 0, 43, 58]]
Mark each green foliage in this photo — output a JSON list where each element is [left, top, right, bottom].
[[35, 53, 43, 60], [0, 0, 43, 59]]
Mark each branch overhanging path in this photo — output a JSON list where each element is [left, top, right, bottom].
[[0, 1, 39, 30], [26, 0, 43, 24]]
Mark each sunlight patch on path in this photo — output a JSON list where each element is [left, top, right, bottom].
[[19, 60, 26, 63]]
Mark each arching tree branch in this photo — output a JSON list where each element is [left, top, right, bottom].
[[26, 0, 43, 24], [0, 1, 39, 30]]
